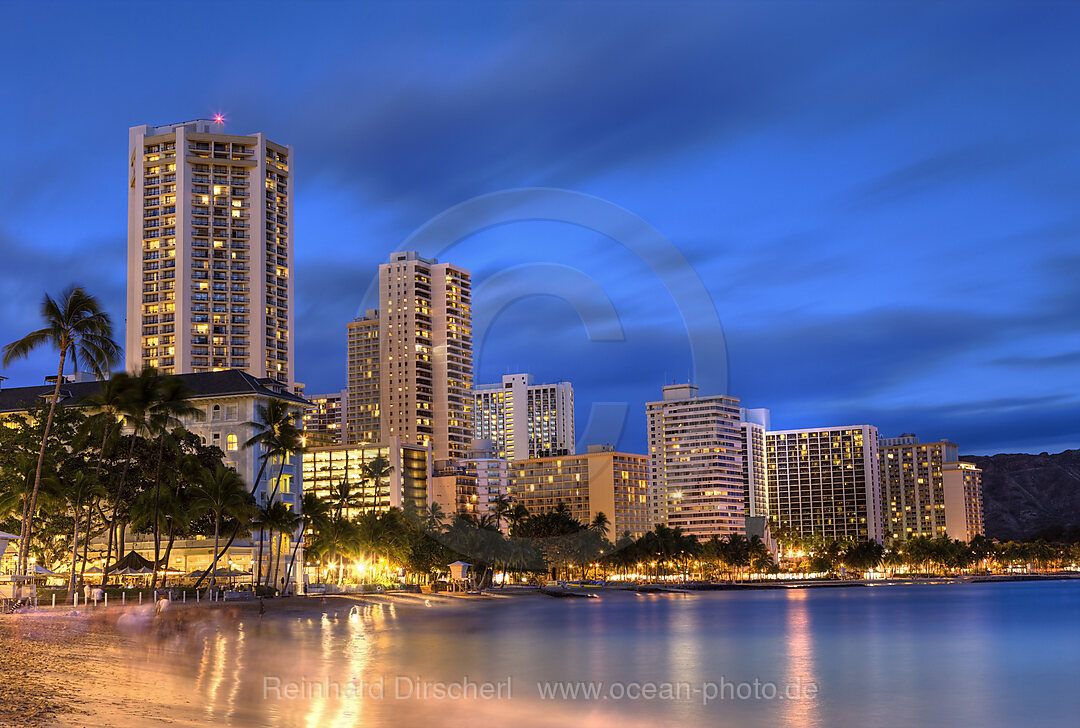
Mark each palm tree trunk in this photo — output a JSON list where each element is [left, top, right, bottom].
[[21, 349, 66, 574], [81, 420, 110, 588], [282, 531, 303, 596], [267, 453, 289, 503], [100, 434, 138, 586], [150, 436, 166, 590], [256, 523, 266, 587], [191, 522, 240, 590], [66, 503, 80, 604], [211, 514, 221, 591], [79, 500, 94, 587], [271, 532, 281, 591], [161, 524, 177, 588]]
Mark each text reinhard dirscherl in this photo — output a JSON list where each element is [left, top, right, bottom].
[[262, 676, 818, 704]]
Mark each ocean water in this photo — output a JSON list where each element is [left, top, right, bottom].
[[110, 581, 1080, 728]]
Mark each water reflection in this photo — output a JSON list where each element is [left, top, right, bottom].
[[782, 589, 817, 728], [63, 583, 1080, 728]]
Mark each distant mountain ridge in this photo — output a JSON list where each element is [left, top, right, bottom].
[[963, 449, 1080, 541]]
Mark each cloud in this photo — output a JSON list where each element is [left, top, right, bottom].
[[992, 352, 1080, 368]]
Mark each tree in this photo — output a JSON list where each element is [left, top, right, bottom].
[[490, 493, 512, 532], [100, 369, 160, 586], [589, 512, 611, 539], [63, 472, 103, 604], [360, 455, 392, 514], [281, 492, 330, 593], [145, 377, 198, 589], [2, 285, 119, 573], [244, 399, 302, 503], [310, 514, 361, 585], [190, 465, 254, 590], [261, 500, 298, 589], [842, 540, 884, 576], [505, 503, 529, 536], [329, 478, 366, 520], [243, 399, 302, 584]]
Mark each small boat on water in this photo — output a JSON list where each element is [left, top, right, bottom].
[[540, 589, 597, 599]]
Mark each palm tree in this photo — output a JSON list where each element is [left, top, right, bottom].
[[490, 493, 512, 532], [589, 512, 611, 538], [259, 500, 296, 589], [2, 285, 119, 573], [360, 455, 392, 514], [100, 368, 160, 586], [329, 478, 366, 520], [311, 515, 361, 585], [281, 492, 329, 593], [424, 502, 447, 533], [145, 377, 198, 589], [243, 399, 302, 583], [505, 503, 529, 536], [190, 465, 253, 589], [64, 472, 103, 604], [243, 399, 302, 500]]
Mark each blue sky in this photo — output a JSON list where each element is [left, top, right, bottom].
[[1, 1, 1078, 455]]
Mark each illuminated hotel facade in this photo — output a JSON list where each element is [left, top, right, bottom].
[[126, 119, 294, 387], [346, 252, 473, 461], [879, 433, 984, 542], [345, 310, 380, 444], [508, 446, 650, 540], [473, 373, 575, 460], [301, 439, 430, 516], [302, 389, 347, 446], [646, 384, 746, 539], [740, 408, 770, 518], [766, 425, 884, 542]]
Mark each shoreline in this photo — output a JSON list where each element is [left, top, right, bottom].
[[3, 578, 1079, 727]]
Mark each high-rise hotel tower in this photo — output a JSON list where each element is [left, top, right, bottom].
[[126, 119, 294, 388], [346, 252, 472, 461], [473, 373, 575, 460], [646, 383, 746, 539]]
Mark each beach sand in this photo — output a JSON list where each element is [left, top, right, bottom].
[[1, 593, 500, 728]]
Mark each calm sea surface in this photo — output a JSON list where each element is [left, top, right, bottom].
[[106, 581, 1080, 728]]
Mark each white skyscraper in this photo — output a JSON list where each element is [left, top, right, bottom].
[[473, 373, 575, 460], [646, 383, 745, 539], [346, 252, 472, 461], [740, 407, 770, 518], [126, 119, 294, 387]]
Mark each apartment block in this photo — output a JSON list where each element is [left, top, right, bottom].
[[467, 439, 511, 524], [302, 389, 347, 446], [942, 461, 985, 541], [345, 310, 380, 444], [473, 373, 575, 460], [126, 119, 294, 387], [646, 384, 745, 539], [431, 460, 480, 517], [740, 407, 770, 518], [301, 439, 430, 516], [508, 446, 650, 540], [347, 253, 473, 460], [766, 425, 883, 542], [880, 433, 984, 542]]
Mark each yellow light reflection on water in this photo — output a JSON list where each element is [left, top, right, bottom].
[[783, 589, 819, 728]]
